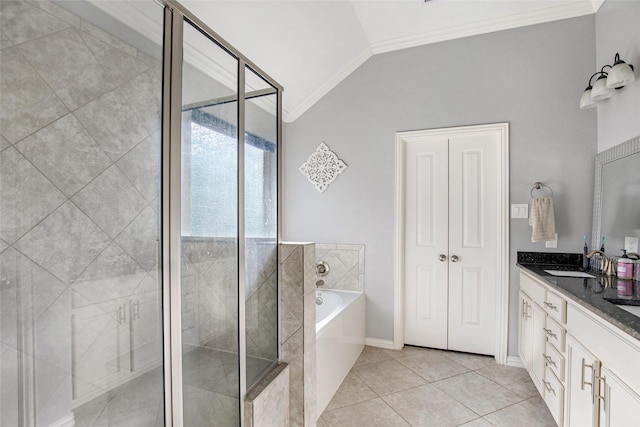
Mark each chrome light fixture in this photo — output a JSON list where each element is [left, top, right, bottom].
[[579, 52, 635, 110]]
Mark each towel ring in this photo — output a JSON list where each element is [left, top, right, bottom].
[[530, 182, 553, 198]]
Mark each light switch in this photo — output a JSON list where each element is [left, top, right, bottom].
[[511, 204, 528, 219], [546, 233, 558, 249], [624, 236, 639, 253]]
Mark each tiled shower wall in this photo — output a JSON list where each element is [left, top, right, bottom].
[[279, 243, 317, 427], [1, 0, 164, 424], [315, 244, 364, 292]]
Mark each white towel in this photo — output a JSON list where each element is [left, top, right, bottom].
[[529, 197, 556, 242]]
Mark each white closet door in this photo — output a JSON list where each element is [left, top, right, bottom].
[[448, 131, 498, 355], [403, 126, 502, 355], [403, 136, 449, 349]]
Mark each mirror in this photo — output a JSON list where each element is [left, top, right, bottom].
[[591, 136, 640, 257]]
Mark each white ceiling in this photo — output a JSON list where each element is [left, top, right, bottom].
[[94, 0, 605, 122]]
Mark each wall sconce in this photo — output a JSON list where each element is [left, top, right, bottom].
[[579, 53, 635, 109]]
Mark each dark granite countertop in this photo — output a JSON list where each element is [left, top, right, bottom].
[[517, 252, 640, 343]]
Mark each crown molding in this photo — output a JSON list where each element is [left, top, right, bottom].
[[283, 46, 372, 122], [370, 1, 598, 55]]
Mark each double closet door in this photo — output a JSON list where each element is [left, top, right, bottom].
[[403, 124, 505, 355]]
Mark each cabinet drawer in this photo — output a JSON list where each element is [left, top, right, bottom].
[[544, 290, 567, 324], [520, 271, 545, 305], [545, 316, 566, 353], [544, 341, 565, 381], [543, 367, 564, 426]]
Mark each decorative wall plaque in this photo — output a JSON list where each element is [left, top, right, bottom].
[[299, 142, 347, 193]]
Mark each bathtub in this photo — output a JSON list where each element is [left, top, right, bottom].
[[316, 289, 365, 416]]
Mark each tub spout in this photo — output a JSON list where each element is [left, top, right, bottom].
[[316, 279, 325, 288]]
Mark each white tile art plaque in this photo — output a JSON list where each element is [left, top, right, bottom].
[[299, 142, 347, 193]]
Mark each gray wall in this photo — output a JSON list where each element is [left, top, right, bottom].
[[283, 15, 597, 357], [595, 0, 640, 152]]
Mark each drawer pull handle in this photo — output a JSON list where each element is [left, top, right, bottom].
[[544, 301, 558, 311], [543, 381, 556, 396], [543, 354, 556, 367], [543, 328, 557, 338]]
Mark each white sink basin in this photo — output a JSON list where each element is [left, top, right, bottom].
[[544, 270, 595, 278], [617, 305, 640, 318]]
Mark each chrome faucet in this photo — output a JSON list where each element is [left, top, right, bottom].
[[315, 279, 325, 288], [586, 250, 615, 276]]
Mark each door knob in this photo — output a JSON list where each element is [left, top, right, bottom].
[[451, 255, 459, 262], [439, 254, 447, 262]]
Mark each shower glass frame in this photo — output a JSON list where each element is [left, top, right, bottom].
[[161, 1, 283, 425]]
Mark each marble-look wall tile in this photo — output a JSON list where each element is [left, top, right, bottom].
[[116, 132, 161, 203], [1, 2, 165, 423], [26, 0, 82, 28], [18, 28, 117, 110], [0, 47, 69, 144], [114, 206, 160, 273], [246, 364, 290, 427], [0, 1, 70, 45], [14, 201, 111, 283], [16, 113, 111, 197], [279, 242, 317, 427], [74, 90, 151, 162], [72, 165, 147, 238], [116, 68, 163, 134], [0, 147, 66, 244], [282, 328, 304, 405], [1, 135, 11, 151], [315, 243, 364, 292]]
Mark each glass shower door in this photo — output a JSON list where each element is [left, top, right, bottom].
[[0, 0, 165, 425], [179, 20, 240, 426]]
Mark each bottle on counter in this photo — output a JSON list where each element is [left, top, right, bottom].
[[617, 249, 634, 280]]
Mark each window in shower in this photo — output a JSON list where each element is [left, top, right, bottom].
[[186, 112, 276, 239]]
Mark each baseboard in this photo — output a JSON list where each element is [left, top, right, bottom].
[[506, 355, 525, 368], [365, 337, 396, 349]]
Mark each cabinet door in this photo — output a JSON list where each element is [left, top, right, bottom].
[[600, 366, 640, 427], [530, 300, 546, 394], [130, 292, 162, 371], [518, 292, 531, 367], [566, 334, 598, 427], [71, 298, 131, 403]]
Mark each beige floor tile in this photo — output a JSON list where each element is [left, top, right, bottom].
[[396, 351, 469, 382], [319, 398, 410, 427], [353, 359, 427, 396], [457, 418, 495, 427], [475, 364, 538, 398], [389, 345, 445, 359], [444, 351, 496, 370], [382, 384, 477, 427], [353, 345, 397, 367], [325, 372, 377, 411], [433, 372, 524, 416], [483, 395, 555, 427]]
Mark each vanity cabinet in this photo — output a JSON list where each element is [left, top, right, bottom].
[[519, 270, 567, 424], [518, 290, 546, 394], [519, 269, 640, 427]]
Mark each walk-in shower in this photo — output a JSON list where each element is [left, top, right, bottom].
[[0, 0, 281, 425]]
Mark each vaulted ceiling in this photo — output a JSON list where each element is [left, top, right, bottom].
[[92, 0, 605, 122]]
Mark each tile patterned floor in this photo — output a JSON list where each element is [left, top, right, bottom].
[[318, 346, 556, 427]]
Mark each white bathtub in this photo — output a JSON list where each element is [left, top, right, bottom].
[[316, 289, 365, 416]]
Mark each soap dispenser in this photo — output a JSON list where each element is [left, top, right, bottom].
[[617, 249, 634, 280]]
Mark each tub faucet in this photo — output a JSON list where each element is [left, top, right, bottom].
[[315, 279, 325, 288], [586, 250, 615, 276]]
